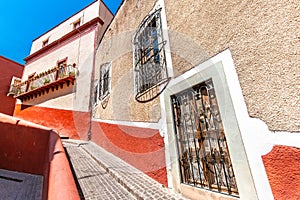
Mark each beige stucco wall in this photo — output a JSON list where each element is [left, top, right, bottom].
[[95, 0, 299, 131], [164, 0, 300, 132], [94, 0, 161, 122]]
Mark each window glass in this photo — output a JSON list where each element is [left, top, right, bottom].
[[133, 8, 169, 102]]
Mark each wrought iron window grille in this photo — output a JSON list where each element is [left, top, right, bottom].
[[171, 79, 239, 197], [133, 8, 170, 103], [99, 62, 111, 102], [93, 80, 99, 106]]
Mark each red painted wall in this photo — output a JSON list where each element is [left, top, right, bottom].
[[0, 116, 50, 175], [0, 56, 23, 115], [91, 121, 168, 186], [0, 113, 80, 200], [262, 145, 300, 200], [14, 105, 90, 139]]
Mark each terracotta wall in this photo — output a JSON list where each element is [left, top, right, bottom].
[[0, 115, 50, 175], [0, 56, 23, 115], [262, 146, 300, 200], [91, 121, 167, 186], [0, 113, 80, 200], [14, 105, 90, 140]]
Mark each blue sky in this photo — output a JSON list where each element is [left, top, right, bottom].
[[0, 0, 122, 64]]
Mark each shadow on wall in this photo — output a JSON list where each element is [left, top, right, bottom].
[[0, 113, 80, 200]]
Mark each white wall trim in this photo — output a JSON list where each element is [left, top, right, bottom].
[[92, 118, 160, 130]]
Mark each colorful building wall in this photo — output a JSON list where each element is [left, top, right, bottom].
[[13, 0, 113, 140], [93, 0, 300, 199], [0, 56, 23, 115]]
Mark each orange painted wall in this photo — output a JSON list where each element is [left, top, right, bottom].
[[14, 105, 90, 140], [0, 56, 23, 116], [262, 145, 300, 200], [91, 121, 168, 186]]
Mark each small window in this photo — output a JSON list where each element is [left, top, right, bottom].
[[73, 19, 81, 29], [133, 8, 169, 102], [26, 72, 36, 92], [57, 59, 67, 79], [42, 39, 49, 47], [99, 62, 112, 101]]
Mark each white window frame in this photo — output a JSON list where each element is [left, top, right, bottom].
[[161, 49, 273, 199]]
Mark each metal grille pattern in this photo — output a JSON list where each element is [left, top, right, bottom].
[[99, 62, 111, 101], [171, 79, 239, 196], [133, 8, 169, 102]]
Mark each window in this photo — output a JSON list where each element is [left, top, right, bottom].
[[163, 50, 264, 199], [133, 8, 169, 102], [94, 80, 99, 106], [99, 62, 111, 101], [42, 38, 49, 47], [57, 59, 67, 79], [26, 72, 36, 92], [171, 79, 238, 196], [73, 19, 81, 29]]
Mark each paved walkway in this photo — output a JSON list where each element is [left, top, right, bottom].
[[63, 139, 187, 200], [0, 169, 43, 200]]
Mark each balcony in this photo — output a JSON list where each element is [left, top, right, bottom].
[[8, 63, 77, 102]]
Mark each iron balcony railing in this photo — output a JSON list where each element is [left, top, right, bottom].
[[8, 63, 77, 101]]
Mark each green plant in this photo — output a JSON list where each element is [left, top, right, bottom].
[[31, 86, 37, 90], [44, 78, 50, 85], [60, 73, 67, 78], [69, 71, 75, 77]]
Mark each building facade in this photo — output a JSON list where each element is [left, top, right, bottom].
[[92, 0, 300, 199], [10, 0, 113, 139], [7, 0, 299, 199], [0, 56, 23, 115]]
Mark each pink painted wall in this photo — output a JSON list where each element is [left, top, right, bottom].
[[0, 56, 23, 115], [262, 145, 300, 200]]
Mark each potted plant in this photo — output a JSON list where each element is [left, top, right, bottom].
[[31, 86, 37, 90], [44, 78, 50, 85], [59, 73, 67, 79], [69, 71, 75, 77]]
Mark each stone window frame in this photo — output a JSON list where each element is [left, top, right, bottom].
[[161, 49, 273, 199]]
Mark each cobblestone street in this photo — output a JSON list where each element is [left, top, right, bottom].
[[64, 142, 135, 200], [63, 140, 187, 200]]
